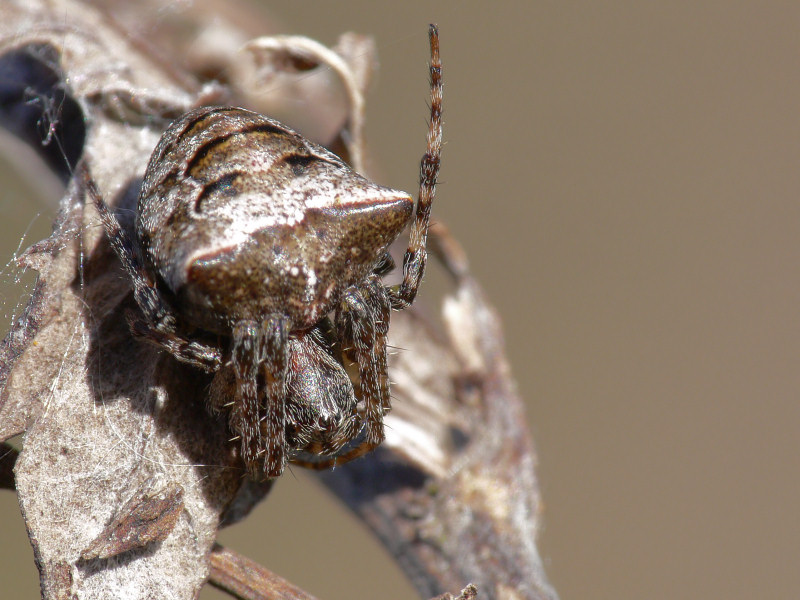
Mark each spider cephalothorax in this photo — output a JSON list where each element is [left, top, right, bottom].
[[89, 25, 442, 479]]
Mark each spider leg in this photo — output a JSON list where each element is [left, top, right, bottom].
[[128, 314, 221, 372], [85, 169, 172, 330], [338, 283, 385, 448], [294, 276, 391, 471], [390, 24, 442, 309], [260, 315, 289, 478], [231, 321, 264, 478], [231, 316, 289, 479], [363, 276, 391, 413], [84, 166, 222, 371]]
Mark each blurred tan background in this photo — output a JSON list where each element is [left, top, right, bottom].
[[2, 1, 800, 598]]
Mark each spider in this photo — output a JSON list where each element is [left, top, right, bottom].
[[88, 25, 441, 479]]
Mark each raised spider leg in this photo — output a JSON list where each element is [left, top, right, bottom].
[[84, 166, 222, 372], [390, 24, 442, 310]]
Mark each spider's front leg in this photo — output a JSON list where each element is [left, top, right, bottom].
[[231, 316, 289, 479]]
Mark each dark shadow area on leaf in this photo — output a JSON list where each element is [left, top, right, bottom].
[[76, 540, 161, 574], [0, 44, 85, 181]]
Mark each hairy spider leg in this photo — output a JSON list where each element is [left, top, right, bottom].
[[294, 275, 391, 470], [231, 321, 265, 478], [391, 24, 442, 309], [364, 276, 392, 413], [84, 166, 222, 372], [231, 316, 289, 479], [261, 316, 289, 478], [339, 287, 383, 446]]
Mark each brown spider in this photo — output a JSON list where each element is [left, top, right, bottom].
[[88, 25, 442, 479]]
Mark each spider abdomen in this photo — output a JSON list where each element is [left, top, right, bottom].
[[136, 106, 412, 333]]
